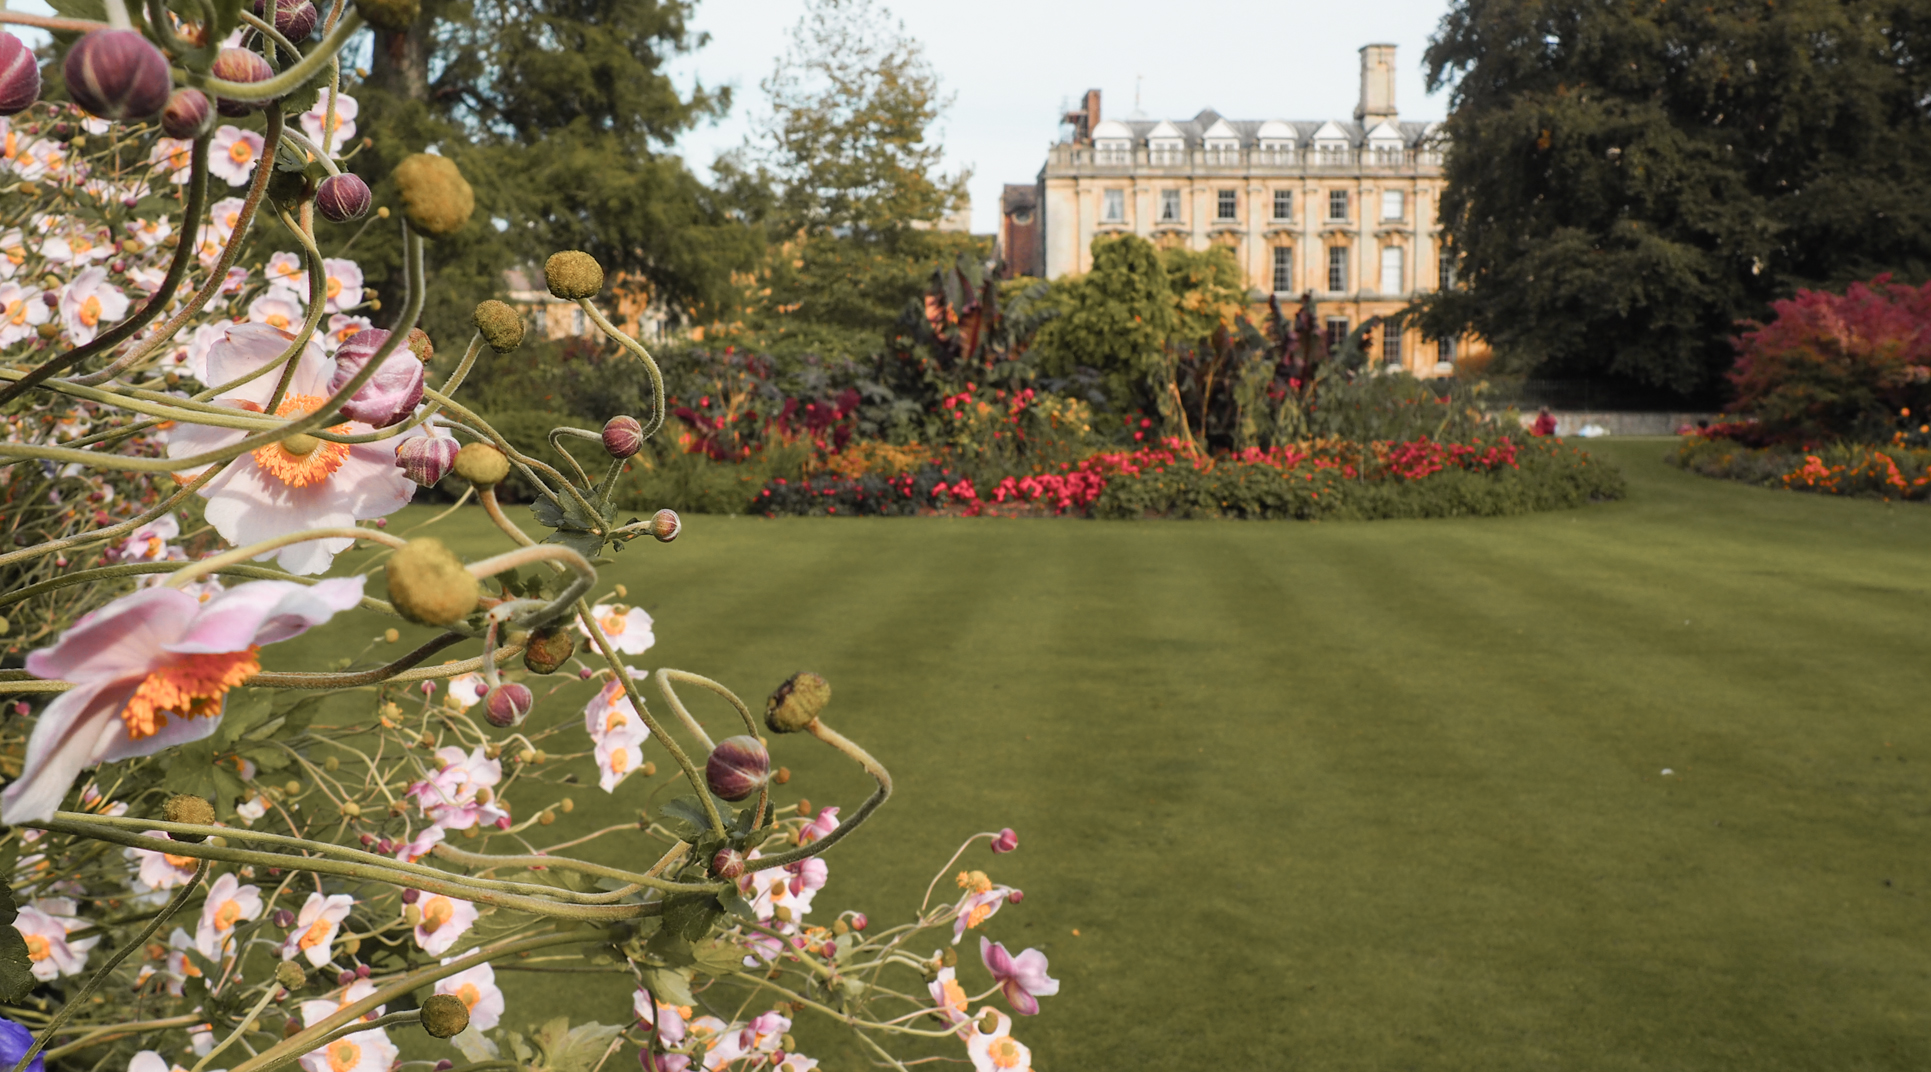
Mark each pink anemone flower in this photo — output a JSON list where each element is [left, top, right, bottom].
[[2, 577, 364, 825], [166, 324, 420, 575], [979, 938, 1059, 1016]]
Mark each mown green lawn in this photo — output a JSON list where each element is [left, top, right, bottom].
[[323, 438, 1931, 1070]]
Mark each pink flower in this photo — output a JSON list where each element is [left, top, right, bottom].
[[435, 958, 504, 1031], [950, 870, 1013, 944], [323, 313, 372, 352], [927, 966, 970, 1036], [634, 990, 691, 1044], [965, 1009, 1031, 1072], [247, 286, 303, 331], [280, 891, 354, 966], [411, 893, 478, 955], [208, 125, 262, 186], [148, 137, 194, 183], [784, 856, 826, 898], [299, 92, 358, 149], [165, 324, 420, 575], [110, 513, 182, 564], [330, 329, 423, 427], [2, 577, 363, 824], [990, 827, 1017, 854], [0, 281, 50, 346], [321, 258, 363, 314], [391, 824, 443, 863], [444, 673, 485, 709], [195, 872, 263, 958], [12, 897, 95, 980], [578, 603, 653, 655], [979, 938, 1058, 1016], [583, 670, 650, 793], [126, 829, 199, 894], [409, 746, 507, 830], [264, 251, 306, 294], [59, 266, 128, 345], [799, 806, 840, 845]]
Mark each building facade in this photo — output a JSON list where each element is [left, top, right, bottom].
[[1030, 44, 1478, 375]]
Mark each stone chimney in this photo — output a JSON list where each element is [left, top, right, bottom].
[[1355, 44, 1397, 123], [1062, 89, 1101, 145]]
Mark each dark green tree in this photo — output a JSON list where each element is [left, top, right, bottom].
[[1420, 0, 1931, 397], [1031, 234, 1176, 413], [340, 0, 760, 345]]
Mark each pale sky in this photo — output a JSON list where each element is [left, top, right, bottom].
[[9, 0, 1460, 231], [667, 0, 1459, 231]]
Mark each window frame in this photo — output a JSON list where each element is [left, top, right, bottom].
[[1102, 188, 1126, 223], [1159, 189, 1183, 223], [1328, 189, 1350, 221], [1380, 244, 1404, 295], [1216, 189, 1238, 221], [1271, 246, 1293, 293], [1325, 317, 1350, 353], [1381, 330, 1403, 366], [1272, 190, 1293, 221], [1327, 246, 1348, 292], [1381, 189, 1404, 221]]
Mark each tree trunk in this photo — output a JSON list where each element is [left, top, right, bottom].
[[367, 18, 431, 101]]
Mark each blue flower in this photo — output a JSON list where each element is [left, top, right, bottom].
[[0, 1015, 44, 1072]]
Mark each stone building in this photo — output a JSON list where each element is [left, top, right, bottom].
[[1025, 44, 1479, 375]]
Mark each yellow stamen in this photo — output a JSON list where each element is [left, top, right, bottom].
[[251, 394, 352, 488], [80, 295, 101, 327], [23, 935, 50, 961], [120, 647, 260, 740]]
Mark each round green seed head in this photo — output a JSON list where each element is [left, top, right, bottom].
[[275, 961, 307, 990], [385, 538, 480, 627], [766, 671, 830, 734], [419, 993, 469, 1038], [163, 794, 215, 839], [472, 299, 525, 353], [453, 442, 510, 487], [544, 250, 603, 299], [393, 153, 473, 238]]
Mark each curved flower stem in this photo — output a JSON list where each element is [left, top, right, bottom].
[[256, 1010, 420, 1072], [281, 129, 342, 175], [547, 427, 599, 488], [254, 638, 525, 688], [11, 860, 208, 1072], [917, 834, 996, 916], [657, 670, 759, 741], [0, 133, 211, 401], [244, 629, 464, 688], [188, 980, 280, 1072], [723, 971, 958, 1039], [0, 10, 104, 30], [0, 227, 425, 473], [193, 13, 363, 101], [577, 298, 665, 442], [0, 562, 393, 614], [743, 719, 891, 874], [652, 674, 715, 755], [478, 487, 535, 547], [165, 526, 408, 588], [264, 207, 331, 416], [575, 597, 728, 843], [427, 392, 603, 524], [428, 842, 709, 896], [238, 7, 307, 68], [435, 415, 562, 504], [0, 467, 218, 572], [77, 109, 286, 386], [465, 544, 597, 632], [40, 1015, 209, 1060], [27, 819, 660, 915], [224, 930, 585, 1072]]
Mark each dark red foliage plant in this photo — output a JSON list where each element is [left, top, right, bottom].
[[1728, 275, 1931, 444]]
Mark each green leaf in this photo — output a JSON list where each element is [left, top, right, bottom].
[[0, 879, 35, 1002], [637, 966, 694, 1007], [161, 739, 250, 816], [692, 939, 743, 976], [660, 893, 722, 942], [531, 1018, 622, 1072], [642, 928, 695, 968], [209, 0, 245, 36]]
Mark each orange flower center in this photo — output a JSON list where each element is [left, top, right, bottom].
[[989, 1037, 1023, 1069], [421, 897, 453, 931], [608, 748, 629, 774], [454, 982, 480, 1010], [121, 646, 261, 740], [326, 277, 342, 299], [297, 917, 335, 951], [327, 1040, 359, 1072], [23, 935, 49, 961], [252, 394, 352, 488], [80, 295, 102, 326], [603, 711, 629, 734], [265, 311, 290, 329], [215, 900, 242, 929], [6, 300, 25, 325], [228, 140, 255, 165], [940, 978, 966, 1013], [163, 852, 196, 869], [599, 614, 627, 635]]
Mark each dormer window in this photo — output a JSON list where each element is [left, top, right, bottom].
[[1147, 120, 1186, 165]]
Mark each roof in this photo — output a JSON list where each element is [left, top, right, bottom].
[[1097, 116, 1438, 150], [1001, 184, 1037, 211]]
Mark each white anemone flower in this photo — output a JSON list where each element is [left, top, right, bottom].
[[209, 126, 264, 186]]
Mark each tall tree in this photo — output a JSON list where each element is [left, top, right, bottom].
[[712, 0, 978, 358], [1420, 0, 1931, 398], [345, 0, 760, 343]]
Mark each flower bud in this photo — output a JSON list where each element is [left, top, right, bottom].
[[602, 415, 642, 459], [405, 327, 434, 363], [163, 794, 215, 839], [850, 912, 868, 931], [210, 48, 275, 117], [522, 623, 575, 675], [419, 993, 469, 1039], [544, 250, 602, 299], [272, 909, 296, 928], [454, 442, 510, 487], [990, 828, 1018, 854], [63, 30, 171, 121], [483, 682, 533, 727], [976, 1009, 1000, 1035], [648, 508, 680, 543], [160, 88, 214, 139], [772, 766, 791, 785], [355, 0, 419, 33], [1006, 889, 1023, 905], [472, 299, 524, 353], [335, 969, 355, 986], [330, 329, 424, 427], [256, 0, 319, 40], [711, 847, 744, 879], [396, 434, 458, 486], [400, 888, 420, 904], [385, 538, 481, 626], [765, 672, 830, 734], [704, 735, 770, 802], [0, 31, 41, 116], [393, 152, 474, 237], [316, 173, 372, 223], [275, 961, 307, 990]]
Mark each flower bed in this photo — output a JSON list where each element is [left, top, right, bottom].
[[1672, 434, 1931, 501], [752, 434, 1623, 520]]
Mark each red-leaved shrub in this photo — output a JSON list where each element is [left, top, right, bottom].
[[1729, 275, 1931, 443]]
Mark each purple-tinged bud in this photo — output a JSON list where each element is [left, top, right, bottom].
[[336, 970, 355, 986], [1007, 889, 1023, 905], [821, 942, 838, 959], [850, 912, 868, 931], [0, 31, 40, 116], [711, 847, 744, 879], [331, 329, 425, 427], [602, 414, 642, 459], [273, 908, 296, 928], [704, 735, 770, 802], [63, 30, 171, 122], [990, 827, 1017, 854], [484, 682, 534, 727], [160, 88, 213, 139], [210, 47, 275, 117], [649, 508, 680, 543], [256, 0, 319, 40], [396, 434, 458, 487], [433, 1063, 453, 1072], [577, 666, 595, 681], [358, 833, 375, 846], [355, 963, 371, 979], [316, 173, 372, 223], [400, 888, 420, 904]]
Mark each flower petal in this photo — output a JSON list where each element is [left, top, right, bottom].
[[167, 577, 366, 653], [1, 679, 141, 824], [23, 587, 197, 683]]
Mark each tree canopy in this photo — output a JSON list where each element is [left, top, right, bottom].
[[1420, 0, 1931, 398]]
